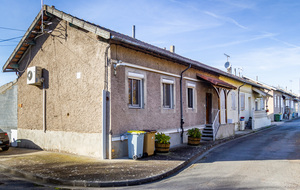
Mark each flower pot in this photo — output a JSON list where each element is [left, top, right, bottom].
[[188, 136, 201, 145], [155, 142, 170, 153]]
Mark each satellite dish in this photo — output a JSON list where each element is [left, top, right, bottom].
[[224, 61, 231, 69]]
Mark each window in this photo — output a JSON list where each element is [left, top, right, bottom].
[[128, 72, 144, 108], [255, 99, 258, 111], [274, 95, 277, 108], [260, 98, 265, 110], [162, 79, 174, 109], [188, 88, 194, 108], [231, 92, 236, 110], [241, 93, 245, 111], [281, 97, 284, 113], [187, 83, 195, 109]]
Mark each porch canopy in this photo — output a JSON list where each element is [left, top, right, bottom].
[[252, 87, 272, 97], [196, 74, 237, 90]]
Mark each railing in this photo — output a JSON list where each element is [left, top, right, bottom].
[[212, 110, 220, 141]]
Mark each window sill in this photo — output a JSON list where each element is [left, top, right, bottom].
[[163, 107, 174, 110], [129, 106, 142, 109]]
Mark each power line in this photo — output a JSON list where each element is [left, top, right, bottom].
[[0, 36, 23, 43], [0, 45, 16, 46], [0, 26, 26, 32]]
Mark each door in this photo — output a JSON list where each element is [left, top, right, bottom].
[[248, 97, 251, 117], [220, 90, 226, 124], [206, 93, 212, 124]]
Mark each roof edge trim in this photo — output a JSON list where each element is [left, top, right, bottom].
[[44, 5, 110, 39], [2, 11, 42, 72]]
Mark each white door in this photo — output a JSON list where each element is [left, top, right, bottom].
[[220, 90, 226, 124], [248, 97, 251, 117]]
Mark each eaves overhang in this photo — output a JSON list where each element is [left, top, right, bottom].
[[109, 35, 228, 76], [2, 5, 111, 73], [2, 11, 45, 72], [196, 74, 237, 90], [252, 87, 272, 97]]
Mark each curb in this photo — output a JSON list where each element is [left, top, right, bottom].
[[0, 124, 281, 187]]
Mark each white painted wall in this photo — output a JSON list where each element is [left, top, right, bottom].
[[18, 129, 103, 158], [227, 90, 239, 130], [252, 110, 271, 130]]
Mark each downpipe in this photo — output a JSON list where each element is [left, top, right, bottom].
[[180, 64, 191, 144], [238, 81, 246, 127]]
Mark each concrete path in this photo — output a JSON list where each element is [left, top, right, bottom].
[[114, 120, 300, 189]]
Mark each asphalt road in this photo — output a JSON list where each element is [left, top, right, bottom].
[[0, 173, 56, 190], [113, 120, 300, 190]]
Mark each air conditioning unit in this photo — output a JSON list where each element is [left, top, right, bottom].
[[27, 66, 43, 86]]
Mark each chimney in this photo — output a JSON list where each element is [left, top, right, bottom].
[[256, 76, 258, 81], [132, 25, 135, 38], [234, 68, 236, 76], [170, 45, 175, 53]]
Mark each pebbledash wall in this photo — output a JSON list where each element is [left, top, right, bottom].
[[109, 45, 219, 158], [17, 19, 108, 158]]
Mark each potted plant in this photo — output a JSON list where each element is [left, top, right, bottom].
[[187, 128, 202, 145], [155, 132, 171, 153]]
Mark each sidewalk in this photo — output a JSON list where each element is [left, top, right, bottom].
[[0, 122, 287, 188]]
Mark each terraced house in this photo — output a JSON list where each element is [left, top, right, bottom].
[[2, 5, 276, 159]]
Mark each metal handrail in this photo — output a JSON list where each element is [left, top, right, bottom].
[[212, 110, 220, 141]]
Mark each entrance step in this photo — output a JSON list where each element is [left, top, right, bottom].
[[201, 136, 213, 141]]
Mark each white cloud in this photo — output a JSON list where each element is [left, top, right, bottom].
[[204, 11, 248, 30]]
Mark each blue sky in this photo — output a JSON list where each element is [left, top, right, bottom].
[[1, 0, 300, 94]]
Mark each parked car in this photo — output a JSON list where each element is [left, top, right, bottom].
[[0, 129, 10, 151]]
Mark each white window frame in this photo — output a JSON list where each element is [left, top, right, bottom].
[[162, 78, 174, 109], [260, 98, 265, 110], [241, 93, 245, 111], [128, 72, 144, 109], [231, 92, 236, 110]]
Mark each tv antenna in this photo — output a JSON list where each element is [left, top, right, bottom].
[[224, 53, 231, 69], [224, 53, 232, 74], [224, 53, 230, 61]]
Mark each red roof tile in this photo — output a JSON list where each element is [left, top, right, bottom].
[[197, 74, 237, 90]]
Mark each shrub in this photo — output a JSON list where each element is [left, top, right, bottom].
[[155, 132, 171, 144], [187, 128, 202, 138]]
